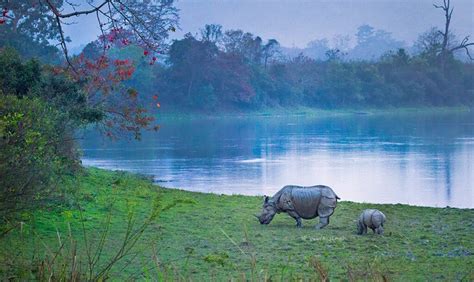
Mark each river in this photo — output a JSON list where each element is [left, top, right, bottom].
[[81, 111, 474, 208]]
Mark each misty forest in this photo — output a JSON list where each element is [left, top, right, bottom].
[[0, 0, 473, 280]]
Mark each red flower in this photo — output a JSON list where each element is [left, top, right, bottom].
[[152, 95, 158, 100], [143, 50, 149, 56], [0, 19, 5, 24], [152, 56, 157, 61], [156, 103, 161, 108]]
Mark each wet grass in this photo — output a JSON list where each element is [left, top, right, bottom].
[[1, 168, 473, 280]]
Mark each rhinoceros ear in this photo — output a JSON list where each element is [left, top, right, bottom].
[[264, 196, 269, 203]]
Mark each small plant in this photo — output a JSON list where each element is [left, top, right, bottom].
[[203, 252, 229, 267], [309, 256, 329, 282]]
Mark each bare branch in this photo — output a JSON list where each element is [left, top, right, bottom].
[[450, 40, 474, 60], [46, 0, 109, 18], [53, 13, 77, 72]]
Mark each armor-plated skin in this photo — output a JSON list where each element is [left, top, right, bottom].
[[256, 185, 340, 229], [357, 209, 386, 235]]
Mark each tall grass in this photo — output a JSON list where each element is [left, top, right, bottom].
[[0, 193, 183, 280]]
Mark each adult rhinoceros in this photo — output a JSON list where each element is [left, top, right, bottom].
[[256, 185, 340, 229]]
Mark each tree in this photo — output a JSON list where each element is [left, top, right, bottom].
[[414, 27, 446, 60], [0, 0, 62, 62], [200, 24, 223, 44], [432, 0, 473, 61], [0, 49, 101, 215], [349, 25, 404, 61], [0, 0, 179, 66], [325, 48, 343, 61], [163, 29, 260, 109], [415, 1, 473, 64], [356, 25, 375, 45], [262, 39, 280, 68], [166, 34, 219, 107], [223, 30, 262, 64], [0, 0, 180, 139]]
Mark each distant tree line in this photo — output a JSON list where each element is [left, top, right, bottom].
[[118, 21, 473, 112], [113, 1, 473, 112]]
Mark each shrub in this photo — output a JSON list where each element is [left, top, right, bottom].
[[0, 95, 77, 216]]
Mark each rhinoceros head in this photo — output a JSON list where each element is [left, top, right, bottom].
[[256, 196, 277, 225]]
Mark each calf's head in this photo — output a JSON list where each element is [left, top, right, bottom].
[[255, 196, 277, 225]]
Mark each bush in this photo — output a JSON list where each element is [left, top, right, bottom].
[[0, 48, 103, 218], [0, 95, 77, 216]]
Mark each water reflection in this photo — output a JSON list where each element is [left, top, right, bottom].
[[81, 112, 474, 208]]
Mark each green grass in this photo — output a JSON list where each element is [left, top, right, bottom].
[[1, 168, 473, 280]]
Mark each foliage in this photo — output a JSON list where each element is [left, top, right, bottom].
[[159, 33, 259, 110], [0, 95, 73, 216], [0, 48, 104, 216], [0, 0, 179, 63], [0, 0, 63, 62], [0, 48, 41, 96], [0, 0, 178, 138], [136, 26, 473, 112], [1, 168, 472, 280]]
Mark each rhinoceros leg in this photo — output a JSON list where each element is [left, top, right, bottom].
[[287, 210, 302, 228], [315, 216, 329, 229], [317, 197, 337, 229]]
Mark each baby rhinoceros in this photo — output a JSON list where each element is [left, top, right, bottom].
[[255, 185, 340, 229], [357, 209, 386, 235]]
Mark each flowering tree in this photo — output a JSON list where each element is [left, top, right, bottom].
[[1, 0, 179, 139]]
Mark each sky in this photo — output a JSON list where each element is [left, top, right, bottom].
[[64, 0, 473, 51]]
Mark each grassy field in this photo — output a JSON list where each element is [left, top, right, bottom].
[[1, 168, 473, 280]]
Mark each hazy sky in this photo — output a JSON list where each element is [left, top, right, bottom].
[[64, 0, 473, 50]]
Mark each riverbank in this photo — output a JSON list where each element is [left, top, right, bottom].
[[155, 106, 472, 120], [1, 168, 473, 280]]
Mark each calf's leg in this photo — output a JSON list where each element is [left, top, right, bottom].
[[357, 221, 365, 235], [376, 226, 384, 235]]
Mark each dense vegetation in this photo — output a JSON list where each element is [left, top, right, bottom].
[[1, 168, 472, 280], [0, 48, 105, 216], [114, 25, 474, 112], [0, 0, 176, 216]]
